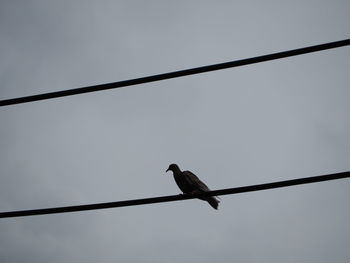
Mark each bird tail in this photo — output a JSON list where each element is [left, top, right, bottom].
[[207, 196, 220, 210]]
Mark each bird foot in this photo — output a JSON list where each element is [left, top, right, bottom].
[[189, 190, 201, 195]]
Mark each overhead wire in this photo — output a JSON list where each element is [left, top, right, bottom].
[[0, 39, 349, 218], [1, 171, 348, 218], [0, 38, 349, 107]]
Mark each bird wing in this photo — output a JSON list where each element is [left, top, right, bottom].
[[182, 170, 211, 192]]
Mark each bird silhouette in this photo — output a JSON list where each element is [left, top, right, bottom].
[[166, 163, 220, 209]]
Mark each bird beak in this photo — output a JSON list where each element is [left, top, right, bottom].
[[166, 168, 170, 172]]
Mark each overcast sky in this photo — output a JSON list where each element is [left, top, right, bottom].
[[0, 1, 349, 262]]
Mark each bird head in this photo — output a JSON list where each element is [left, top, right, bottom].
[[166, 163, 180, 173]]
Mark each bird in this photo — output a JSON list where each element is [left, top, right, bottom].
[[166, 163, 220, 210]]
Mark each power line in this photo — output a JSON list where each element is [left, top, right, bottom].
[[1, 171, 348, 218], [1, 39, 349, 107]]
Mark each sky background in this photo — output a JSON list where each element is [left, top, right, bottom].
[[0, 0, 349, 262]]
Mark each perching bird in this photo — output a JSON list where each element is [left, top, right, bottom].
[[166, 163, 220, 210]]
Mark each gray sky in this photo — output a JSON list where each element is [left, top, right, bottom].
[[0, 0, 349, 262]]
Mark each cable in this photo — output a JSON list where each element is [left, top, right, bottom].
[[1, 39, 349, 107], [0, 171, 348, 218]]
